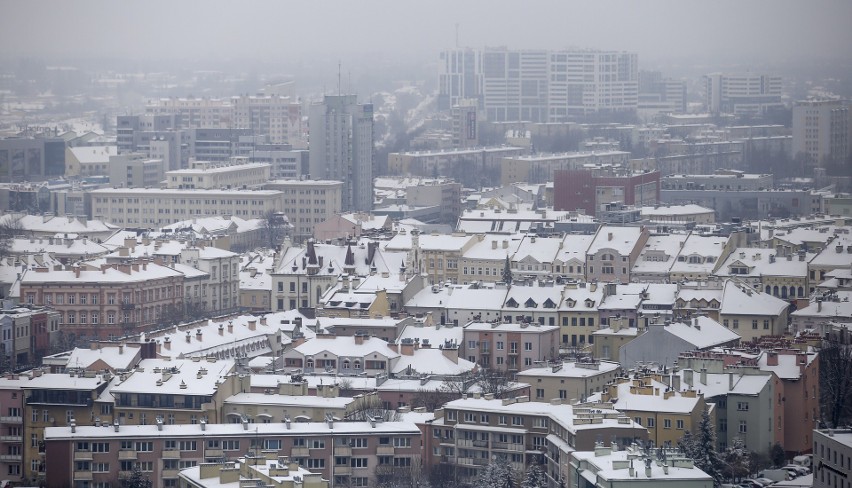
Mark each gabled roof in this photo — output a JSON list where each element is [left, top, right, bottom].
[[663, 316, 740, 349], [720, 280, 789, 316]]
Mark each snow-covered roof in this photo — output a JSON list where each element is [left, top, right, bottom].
[[716, 247, 813, 278], [631, 234, 684, 275], [720, 280, 789, 317], [8, 236, 110, 258], [663, 316, 740, 349], [0, 213, 118, 235], [64, 345, 141, 372], [292, 336, 400, 360], [223, 392, 353, 410], [464, 322, 559, 333], [668, 234, 727, 275], [516, 360, 620, 379], [640, 204, 714, 217], [681, 370, 770, 399], [68, 145, 117, 164], [20, 262, 183, 285], [392, 349, 476, 376], [109, 358, 235, 396], [554, 234, 595, 264], [397, 324, 464, 347], [596, 377, 702, 414], [587, 225, 644, 256], [44, 419, 421, 440], [461, 234, 522, 260], [572, 447, 713, 482], [383, 233, 476, 253]]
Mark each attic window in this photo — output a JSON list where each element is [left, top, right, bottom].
[[525, 298, 538, 308], [506, 298, 519, 308], [543, 298, 556, 309], [585, 299, 595, 308], [567, 299, 576, 308]]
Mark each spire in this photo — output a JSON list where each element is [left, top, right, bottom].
[[344, 242, 355, 267]]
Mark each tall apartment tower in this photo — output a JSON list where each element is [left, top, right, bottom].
[[308, 95, 374, 211], [792, 99, 851, 166], [703, 73, 783, 116], [438, 47, 638, 122]]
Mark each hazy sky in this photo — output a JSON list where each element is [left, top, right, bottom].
[[2, 0, 850, 66]]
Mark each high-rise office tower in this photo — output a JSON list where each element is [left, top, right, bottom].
[[308, 95, 374, 212]]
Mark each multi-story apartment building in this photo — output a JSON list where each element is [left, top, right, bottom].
[[308, 95, 373, 212], [0, 375, 28, 482], [568, 444, 714, 488], [108, 152, 165, 188], [264, 179, 343, 243], [387, 146, 525, 178], [0, 307, 60, 370], [554, 168, 660, 216], [89, 187, 284, 227], [438, 48, 639, 121], [462, 322, 559, 372], [515, 359, 621, 404], [180, 455, 328, 488], [423, 395, 647, 486], [19, 262, 185, 339], [558, 282, 604, 349], [44, 419, 422, 488], [146, 95, 304, 147], [384, 232, 478, 285], [452, 99, 480, 148], [21, 370, 112, 483], [704, 73, 783, 116], [501, 151, 631, 186], [458, 235, 520, 284], [109, 358, 238, 426], [638, 70, 687, 116], [116, 114, 188, 171], [792, 99, 851, 167], [718, 280, 789, 342], [813, 429, 852, 488], [249, 145, 309, 179], [165, 160, 271, 190]]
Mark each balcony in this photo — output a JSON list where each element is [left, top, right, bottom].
[[440, 455, 456, 464], [74, 451, 93, 460], [334, 466, 352, 476], [291, 447, 309, 458], [73, 471, 93, 481], [121, 302, 136, 310], [376, 445, 395, 455], [472, 440, 488, 448], [472, 458, 489, 466], [0, 435, 22, 442], [0, 416, 22, 424], [205, 448, 224, 458], [162, 450, 181, 459], [0, 454, 21, 461], [162, 469, 179, 478], [334, 446, 351, 457], [118, 450, 137, 460], [457, 457, 474, 466], [455, 439, 473, 448]]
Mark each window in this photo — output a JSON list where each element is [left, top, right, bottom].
[[524, 342, 532, 351], [307, 459, 325, 469], [351, 458, 369, 468], [663, 419, 672, 429], [737, 402, 749, 411], [179, 441, 197, 451], [536, 388, 545, 399], [263, 439, 281, 450], [135, 442, 153, 452], [512, 416, 523, 426], [739, 420, 747, 433], [647, 418, 655, 427], [676, 420, 685, 430]]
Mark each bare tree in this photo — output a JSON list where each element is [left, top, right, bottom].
[[0, 216, 24, 254], [261, 210, 289, 250], [345, 393, 401, 422], [820, 339, 852, 428]]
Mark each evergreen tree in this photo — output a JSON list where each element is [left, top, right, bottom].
[[693, 407, 723, 485], [121, 464, 152, 488], [473, 461, 516, 488], [521, 461, 548, 488], [502, 255, 513, 285], [722, 437, 752, 481]]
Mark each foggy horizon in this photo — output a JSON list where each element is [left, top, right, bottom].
[[3, 0, 851, 70]]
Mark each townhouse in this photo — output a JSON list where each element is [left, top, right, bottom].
[[718, 280, 790, 342], [585, 225, 650, 283], [281, 333, 401, 377], [383, 232, 479, 285]]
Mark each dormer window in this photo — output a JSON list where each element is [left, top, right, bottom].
[[525, 298, 538, 308], [543, 298, 556, 309], [567, 299, 576, 308], [506, 298, 519, 308]]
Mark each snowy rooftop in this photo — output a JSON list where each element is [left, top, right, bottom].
[[222, 392, 353, 410], [109, 358, 235, 396], [20, 262, 183, 284], [0, 213, 118, 235], [392, 349, 476, 376], [513, 235, 563, 264], [597, 377, 703, 414], [68, 145, 117, 164], [716, 247, 814, 278], [44, 419, 421, 440], [588, 225, 644, 256], [631, 234, 684, 275], [668, 234, 727, 274], [291, 335, 400, 360], [516, 360, 620, 379], [572, 447, 712, 482], [661, 316, 740, 349], [640, 204, 714, 217], [719, 280, 789, 316], [64, 345, 141, 372]]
